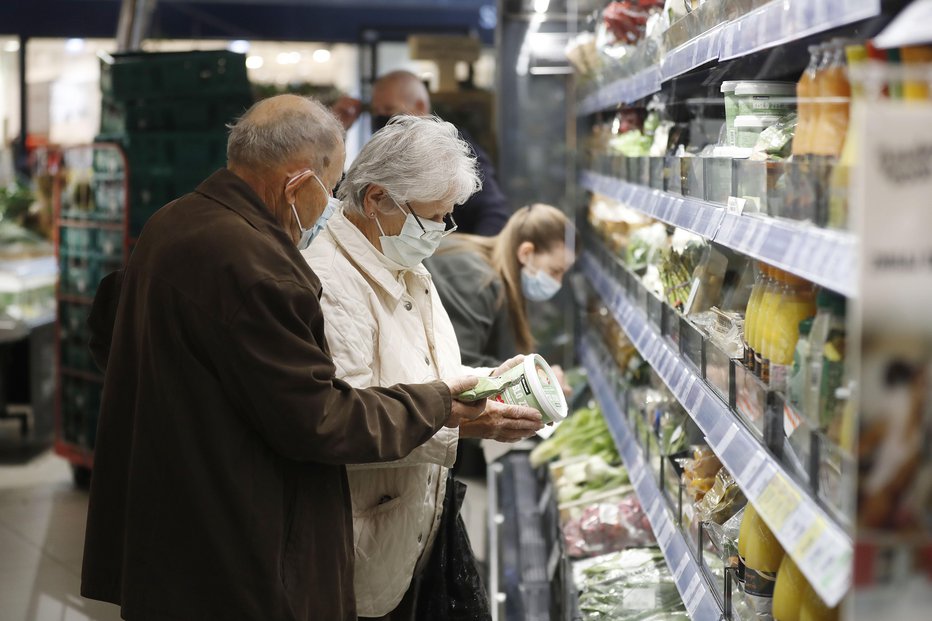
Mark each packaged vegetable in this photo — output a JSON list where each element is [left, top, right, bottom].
[[680, 446, 722, 502], [563, 494, 655, 558], [696, 468, 746, 525]]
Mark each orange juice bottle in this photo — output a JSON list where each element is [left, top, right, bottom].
[[827, 44, 868, 229], [901, 46, 932, 101], [810, 42, 852, 158], [741, 502, 786, 615], [793, 45, 822, 156], [744, 263, 779, 375], [744, 264, 766, 367], [773, 555, 808, 621], [766, 274, 816, 393], [754, 267, 785, 383], [798, 583, 840, 621]]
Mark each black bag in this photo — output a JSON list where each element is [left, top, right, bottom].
[[414, 474, 492, 621]]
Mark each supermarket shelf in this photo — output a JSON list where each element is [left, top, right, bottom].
[[718, 0, 881, 61], [580, 170, 858, 297], [576, 0, 881, 116], [660, 24, 724, 82], [577, 67, 661, 116], [60, 219, 124, 231], [580, 251, 853, 608], [579, 337, 724, 621]]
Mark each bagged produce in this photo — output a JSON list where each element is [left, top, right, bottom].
[[563, 494, 655, 558]]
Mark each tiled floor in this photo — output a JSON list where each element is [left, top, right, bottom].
[[0, 451, 122, 621]]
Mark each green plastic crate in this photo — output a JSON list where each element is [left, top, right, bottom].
[[100, 131, 228, 176], [129, 171, 209, 236], [101, 95, 252, 134], [100, 50, 250, 101]]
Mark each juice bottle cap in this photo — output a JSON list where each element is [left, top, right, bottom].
[[799, 317, 814, 335]]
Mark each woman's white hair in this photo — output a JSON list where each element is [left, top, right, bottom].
[[338, 115, 481, 214]]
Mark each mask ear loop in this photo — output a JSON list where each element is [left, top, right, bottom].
[[285, 170, 315, 235]]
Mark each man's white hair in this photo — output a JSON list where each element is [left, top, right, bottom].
[[226, 96, 343, 172], [338, 115, 481, 213]]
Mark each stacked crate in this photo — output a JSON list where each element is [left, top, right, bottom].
[[97, 50, 253, 236], [55, 53, 252, 482]]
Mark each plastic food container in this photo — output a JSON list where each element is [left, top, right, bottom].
[[720, 81, 740, 146], [734, 81, 796, 117], [458, 354, 568, 423], [734, 115, 782, 149]]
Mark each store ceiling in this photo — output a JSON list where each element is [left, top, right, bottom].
[[0, 0, 497, 44]]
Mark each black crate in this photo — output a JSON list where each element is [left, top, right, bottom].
[[100, 51, 250, 101]]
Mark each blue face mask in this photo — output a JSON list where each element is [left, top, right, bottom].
[[310, 196, 340, 241], [521, 267, 562, 302]]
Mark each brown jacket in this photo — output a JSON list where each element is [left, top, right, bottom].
[[80, 169, 452, 621]]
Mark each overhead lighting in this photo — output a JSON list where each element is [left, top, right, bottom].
[[312, 48, 331, 63], [245, 55, 264, 69], [3, 40, 20, 53], [276, 51, 301, 65], [65, 38, 85, 54], [533, 0, 550, 13], [228, 40, 250, 55]]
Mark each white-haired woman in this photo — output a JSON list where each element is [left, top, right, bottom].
[[302, 115, 543, 620]]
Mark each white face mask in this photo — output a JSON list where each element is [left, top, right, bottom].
[[521, 266, 562, 302], [374, 198, 450, 268]]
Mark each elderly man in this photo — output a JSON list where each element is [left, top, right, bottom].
[[80, 95, 485, 621], [335, 70, 510, 236]]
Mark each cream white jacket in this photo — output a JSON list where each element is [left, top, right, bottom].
[[302, 209, 475, 617]]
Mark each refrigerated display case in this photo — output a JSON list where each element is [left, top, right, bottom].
[[489, 1, 930, 620]]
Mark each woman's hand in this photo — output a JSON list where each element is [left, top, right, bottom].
[[490, 354, 524, 378], [551, 364, 573, 397], [442, 376, 487, 428], [459, 400, 543, 442]]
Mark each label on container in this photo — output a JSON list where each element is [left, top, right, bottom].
[[770, 362, 790, 394], [745, 566, 778, 598]]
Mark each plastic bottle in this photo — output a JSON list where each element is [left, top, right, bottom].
[[810, 42, 851, 158], [788, 317, 814, 412], [901, 46, 932, 101], [818, 304, 847, 433], [741, 503, 786, 616], [773, 555, 807, 621], [756, 268, 786, 382], [767, 274, 816, 393], [744, 263, 766, 368], [798, 584, 840, 621], [827, 44, 868, 230], [805, 291, 846, 429], [793, 46, 822, 156]]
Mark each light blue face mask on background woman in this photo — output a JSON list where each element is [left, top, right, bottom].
[[521, 267, 562, 301]]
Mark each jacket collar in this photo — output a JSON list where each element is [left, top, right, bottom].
[[195, 169, 322, 295], [195, 169, 285, 238], [326, 208, 429, 300]]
